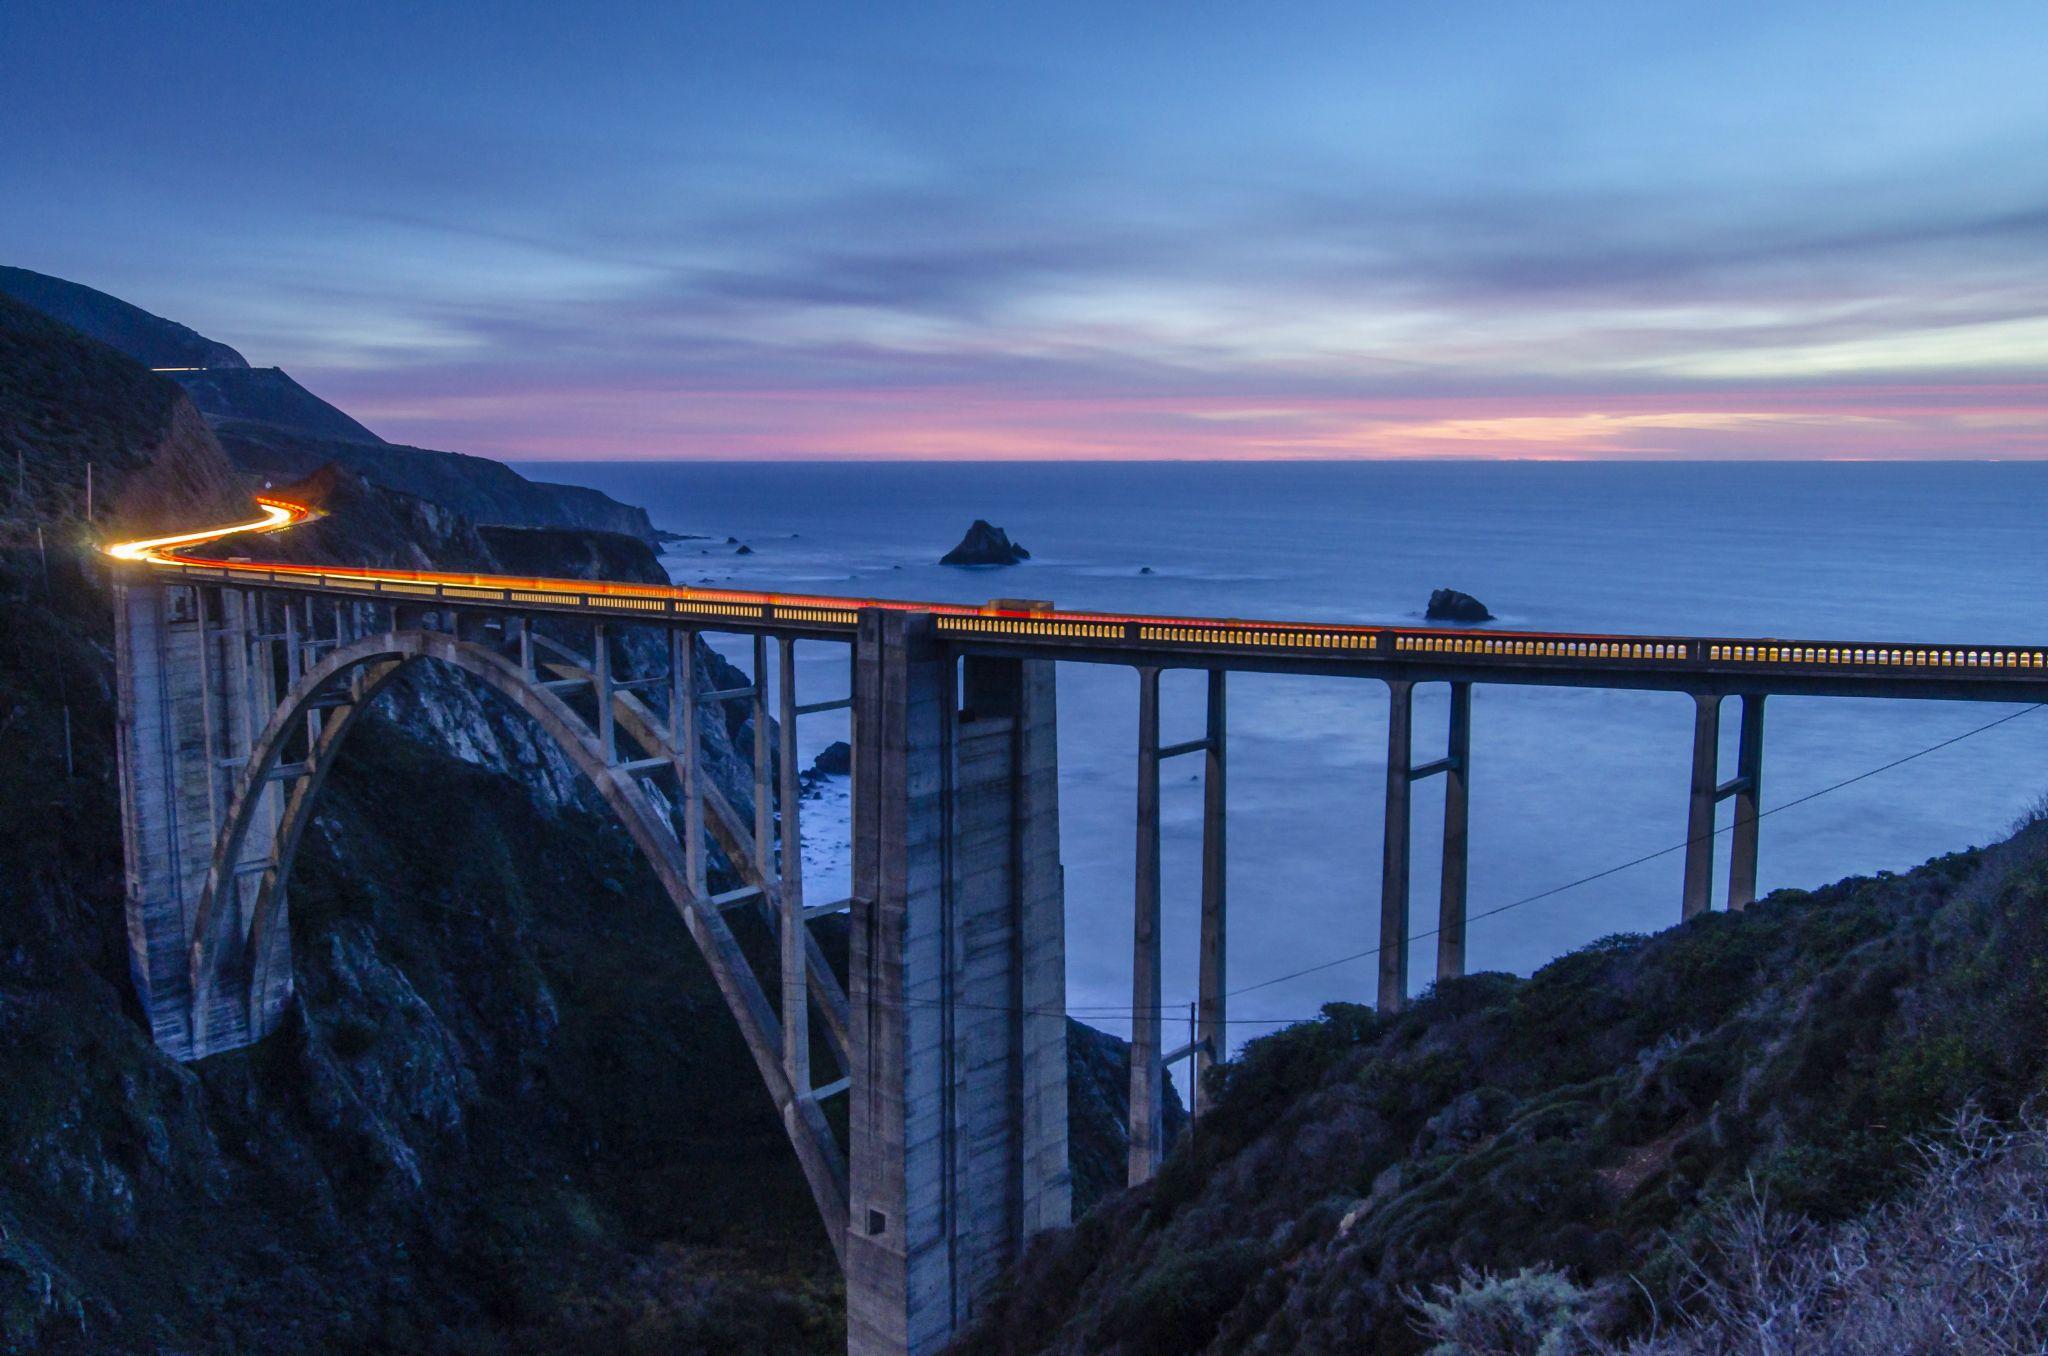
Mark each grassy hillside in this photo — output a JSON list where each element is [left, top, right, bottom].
[[955, 821, 2048, 1354]]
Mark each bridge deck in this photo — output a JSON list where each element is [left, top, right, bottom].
[[110, 495, 2048, 701]]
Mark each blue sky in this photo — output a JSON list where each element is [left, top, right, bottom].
[[4, 1, 2046, 458]]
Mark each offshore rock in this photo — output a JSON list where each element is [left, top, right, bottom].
[[941, 519, 1030, 566], [1426, 587, 1494, 622]]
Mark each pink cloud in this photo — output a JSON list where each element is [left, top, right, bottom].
[[329, 377, 2048, 462]]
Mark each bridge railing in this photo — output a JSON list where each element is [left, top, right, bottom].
[[133, 556, 2048, 680]]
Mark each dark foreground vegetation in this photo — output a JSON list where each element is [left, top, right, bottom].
[[956, 818, 2048, 1354]]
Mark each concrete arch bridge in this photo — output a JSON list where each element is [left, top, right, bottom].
[[107, 497, 2048, 1355]]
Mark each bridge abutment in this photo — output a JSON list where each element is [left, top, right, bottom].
[[848, 610, 1071, 1356], [115, 579, 285, 1059]]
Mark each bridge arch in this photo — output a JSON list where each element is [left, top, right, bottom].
[[183, 625, 851, 1254]]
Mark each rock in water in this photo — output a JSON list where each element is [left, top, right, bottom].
[[1426, 588, 1494, 622], [941, 519, 1030, 566], [811, 740, 852, 776]]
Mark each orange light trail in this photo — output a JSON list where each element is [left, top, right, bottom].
[[104, 497, 309, 562]]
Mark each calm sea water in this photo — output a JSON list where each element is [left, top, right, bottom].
[[522, 461, 2048, 1048]]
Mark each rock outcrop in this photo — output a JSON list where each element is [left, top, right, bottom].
[[1426, 587, 1494, 622], [941, 519, 1030, 566]]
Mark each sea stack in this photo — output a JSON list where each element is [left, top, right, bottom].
[[941, 519, 1030, 566], [1425, 588, 1494, 622]]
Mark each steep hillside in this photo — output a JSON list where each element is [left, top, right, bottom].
[[2, 267, 657, 543], [0, 294, 245, 534], [0, 266, 248, 371], [217, 418, 659, 542], [956, 828, 2048, 1355], [171, 367, 384, 443]]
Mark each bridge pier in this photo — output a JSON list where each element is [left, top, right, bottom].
[[1126, 665, 1228, 1169], [1195, 669, 1227, 1116], [1380, 680, 1414, 1009], [1379, 679, 1473, 1010], [1438, 681, 1472, 981], [115, 580, 284, 1058], [777, 635, 809, 1098], [1129, 666, 1163, 1183], [1682, 691, 1767, 917], [1728, 694, 1766, 910], [1682, 693, 1721, 919], [848, 611, 1070, 1356]]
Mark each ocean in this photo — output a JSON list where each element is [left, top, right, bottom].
[[521, 461, 2048, 1048]]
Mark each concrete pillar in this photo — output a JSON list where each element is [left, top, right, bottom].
[[1128, 666, 1164, 1184], [670, 628, 705, 895], [753, 633, 772, 883], [777, 636, 809, 1092], [1194, 669, 1226, 1116], [221, 591, 281, 945], [848, 611, 1070, 1356], [1728, 694, 1766, 910], [1437, 682, 1471, 981], [1379, 679, 1413, 1011], [1682, 692, 1721, 919], [593, 623, 615, 763], [115, 579, 284, 1060]]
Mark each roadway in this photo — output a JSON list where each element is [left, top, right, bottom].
[[103, 493, 2048, 701]]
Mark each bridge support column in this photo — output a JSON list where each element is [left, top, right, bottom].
[[1129, 666, 1164, 1182], [1437, 681, 1471, 982], [1194, 670, 1226, 1116], [668, 629, 706, 894], [848, 611, 1070, 1356], [777, 636, 809, 1095], [1379, 679, 1413, 1011], [114, 579, 281, 1059], [1379, 680, 1472, 1003], [1727, 694, 1766, 910], [752, 634, 772, 882], [1682, 693, 1721, 919]]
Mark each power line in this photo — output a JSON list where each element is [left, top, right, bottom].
[[1222, 701, 2045, 1000], [874, 699, 2044, 1023]]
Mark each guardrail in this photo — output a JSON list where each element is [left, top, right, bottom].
[[141, 554, 2048, 684]]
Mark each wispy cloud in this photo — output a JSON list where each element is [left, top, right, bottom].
[[7, 0, 2048, 458]]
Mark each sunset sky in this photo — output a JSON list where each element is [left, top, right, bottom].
[[4, 1, 2046, 460]]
